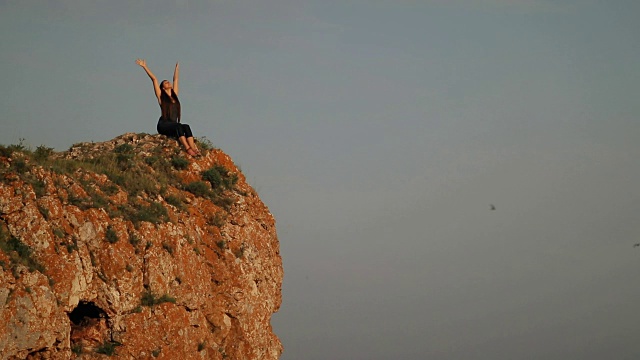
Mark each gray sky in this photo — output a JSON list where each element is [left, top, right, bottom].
[[2, 1, 640, 359]]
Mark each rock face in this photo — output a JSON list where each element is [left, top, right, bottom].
[[0, 133, 283, 359]]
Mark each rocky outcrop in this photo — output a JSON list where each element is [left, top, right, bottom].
[[0, 133, 283, 359]]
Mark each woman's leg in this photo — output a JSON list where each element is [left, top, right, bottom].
[[178, 136, 190, 151], [158, 121, 198, 155], [181, 124, 193, 138], [186, 137, 199, 153], [180, 124, 199, 153]]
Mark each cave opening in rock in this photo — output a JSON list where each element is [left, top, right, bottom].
[[68, 301, 107, 325]]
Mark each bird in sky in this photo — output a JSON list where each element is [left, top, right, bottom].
[[633, 243, 640, 248], [490, 204, 496, 211]]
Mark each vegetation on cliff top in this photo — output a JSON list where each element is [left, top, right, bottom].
[[0, 134, 240, 274], [0, 135, 238, 227]]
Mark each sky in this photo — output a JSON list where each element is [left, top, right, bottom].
[[1, 0, 640, 359]]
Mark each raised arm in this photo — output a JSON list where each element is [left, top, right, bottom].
[[173, 62, 180, 95], [136, 58, 162, 105]]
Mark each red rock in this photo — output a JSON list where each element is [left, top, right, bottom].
[[0, 134, 283, 359]]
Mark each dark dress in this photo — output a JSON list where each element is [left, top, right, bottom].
[[157, 101, 193, 138]]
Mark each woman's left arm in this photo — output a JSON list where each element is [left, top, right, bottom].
[[173, 62, 180, 95]]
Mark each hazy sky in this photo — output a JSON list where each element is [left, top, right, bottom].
[[2, 1, 640, 359]]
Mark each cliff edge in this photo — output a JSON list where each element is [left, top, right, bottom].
[[0, 133, 283, 359]]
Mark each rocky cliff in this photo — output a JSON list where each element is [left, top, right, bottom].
[[0, 133, 283, 359]]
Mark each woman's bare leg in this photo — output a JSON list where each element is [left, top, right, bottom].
[[178, 136, 190, 150], [186, 137, 199, 153]]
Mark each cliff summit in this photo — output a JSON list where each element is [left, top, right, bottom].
[[0, 133, 283, 359]]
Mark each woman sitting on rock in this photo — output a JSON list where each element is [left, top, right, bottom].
[[136, 59, 200, 156]]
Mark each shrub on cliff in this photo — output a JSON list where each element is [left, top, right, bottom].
[[171, 155, 189, 170], [140, 289, 176, 306], [0, 145, 12, 158], [202, 165, 237, 190], [0, 225, 45, 275], [96, 340, 121, 356], [185, 181, 211, 198], [195, 136, 214, 151], [108, 200, 169, 227], [105, 226, 119, 244], [198, 165, 239, 209]]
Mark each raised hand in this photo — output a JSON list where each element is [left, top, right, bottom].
[[173, 62, 180, 94], [136, 59, 160, 101]]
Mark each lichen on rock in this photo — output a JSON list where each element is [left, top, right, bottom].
[[0, 133, 283, 359]]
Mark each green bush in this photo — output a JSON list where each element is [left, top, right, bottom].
[[201, 165, 237, 190], [11, 158, 29, 174], [202, 167, 223, 188], [107, 168, 158, 196], [105, 226, 118, 244], [198, 166, 238, 210], [100, 183, 119, 196], [141, 290, 155, 306], [209, 212, 226, 228], [114, 143, 134, 154], [114, 200, 169, 226], [185, 181, 211, 198], [53, 228, 65, 238], [185, 167, 238, 210], [8, 139, 27, 153], [67, 193, 86, 208], [213, 196, 235, 210], [96, 340, 120, 356], [196, 137, 214, 151], [157, 293, 177, 303], [0, 145, 12, 158], [48, 158, 81, 175], [66, 242, 79, 253], [37, 206, 50, 220], [144, 156, 159, 166], [71, 343, 83, 355], [30, 179, 46, 197], [113, 144, 135, 169], [88, 190, 109, 208], [0, 226, 45, 274], [141, 289, 177, 307], [171, 156, 189, 170], [132, 201, 168, 224], [33, 145, 54, 162], [129, 233, 140, 247], [165, 195, 185, 210]]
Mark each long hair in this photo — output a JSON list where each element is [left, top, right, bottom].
[[159, 81, 181, 122]]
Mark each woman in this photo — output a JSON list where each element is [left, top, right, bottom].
[[136, 59, 200, 156]]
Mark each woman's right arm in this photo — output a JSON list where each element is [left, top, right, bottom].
[[136, 59, 162, 105]]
